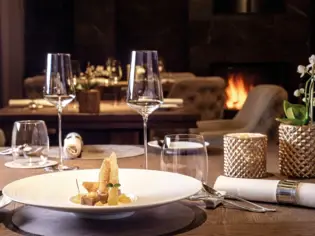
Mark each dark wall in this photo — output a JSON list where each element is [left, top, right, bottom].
[[24, 0, 74, 77], [116, 0, 189, 72], [24, 0, 312, 93], [73, 0, 116, 67], [24, 0, 189, 77]]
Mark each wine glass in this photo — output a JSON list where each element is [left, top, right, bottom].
[[43, 53, 77, 171], [11, 120, 49, 167], [106, 58, 123, 83], [127, 50, 164, 169], [161, 134, 208, 187]]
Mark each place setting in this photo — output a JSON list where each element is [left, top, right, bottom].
[[1, 141, 207, 235]]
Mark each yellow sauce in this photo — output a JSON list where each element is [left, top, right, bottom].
[[69, 193, 134, 206]]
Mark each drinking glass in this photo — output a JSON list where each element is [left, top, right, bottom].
[[127, 50, 164, 169], [160, 134, 208, 184], [11, 120, 49, 167], [43, 53, 76, 171]]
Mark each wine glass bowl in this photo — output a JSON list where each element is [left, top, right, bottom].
[[106, 58, 123, 83], [126, 51, 164, 169], [43, 53, 77, 171]]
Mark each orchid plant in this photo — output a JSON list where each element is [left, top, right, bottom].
[[277, 55, 315, 126]]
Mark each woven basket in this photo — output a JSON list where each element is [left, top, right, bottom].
[[279, 123, 315, 178], [224, 133, 267, 178]]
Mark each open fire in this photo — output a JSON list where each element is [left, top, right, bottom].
[[225, 73, 253, 110]]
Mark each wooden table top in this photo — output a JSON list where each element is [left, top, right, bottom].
[[0, 102, 199, 127], [1, 144, 315, 236]]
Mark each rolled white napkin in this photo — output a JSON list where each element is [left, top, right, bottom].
[[163, 98, 183, 105], [8, 99, 54, 107], [214, 175, 315, 208], [63, 133, 83, 159]]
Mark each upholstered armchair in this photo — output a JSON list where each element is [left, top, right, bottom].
[[0, 129, 5, 146], [160, 72, 196, 81], [167, 77, 226, 120], [24, 75, 45, 99], [191, 84, 288, 145]]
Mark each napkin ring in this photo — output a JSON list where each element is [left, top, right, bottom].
[[276, 180, 300, 205]]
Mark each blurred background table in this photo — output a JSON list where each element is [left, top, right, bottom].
[[0, 102, 200, 146]]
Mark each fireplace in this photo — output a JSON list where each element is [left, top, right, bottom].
[[225, 73, 254, 110], [209, 62, 288, 116]]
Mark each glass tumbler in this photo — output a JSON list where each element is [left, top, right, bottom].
[[11, 120, 49, 167]]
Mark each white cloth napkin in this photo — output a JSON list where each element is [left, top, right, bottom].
[[163, 98, 183, 105], [8, 99, 54, 107], [214, 175, 315, 208], [63, 133, 83, 159]]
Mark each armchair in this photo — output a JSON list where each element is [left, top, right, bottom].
[[192, 84, 288, 145]]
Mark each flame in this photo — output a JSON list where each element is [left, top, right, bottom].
[[225, 73, 253, 110]]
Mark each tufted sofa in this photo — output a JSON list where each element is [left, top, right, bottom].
[[24, 75, 45, 99], [167, 77, 226, 120], [0, 129, 5, 146]]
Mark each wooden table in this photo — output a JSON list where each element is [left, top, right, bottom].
[[1, 144, 315, 236], [0, 102, 199, 145]]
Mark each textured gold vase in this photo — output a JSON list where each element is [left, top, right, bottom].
[[279, 123, 315, 178], [224, 133, 267, 178]]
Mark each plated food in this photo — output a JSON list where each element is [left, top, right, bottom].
[[71, 152, 132, 206]]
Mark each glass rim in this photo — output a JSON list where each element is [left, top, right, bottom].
[[14, 120, 45, 125], [164, 134, 205, 141], [47, 53, 71, 56], [131, 50, 158, 53]]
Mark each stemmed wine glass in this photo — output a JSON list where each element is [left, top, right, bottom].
[[106, 58, 123, 83], [43, 53, 77, 171], [127, 50, 164, 169]]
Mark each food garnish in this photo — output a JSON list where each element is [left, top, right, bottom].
[[71, 152, 132, 206]]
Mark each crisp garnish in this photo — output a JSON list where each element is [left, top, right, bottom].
[[76, 179, 80, 195], [70, 152, 132, 206]]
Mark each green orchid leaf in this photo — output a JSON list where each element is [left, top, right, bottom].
[[283, 100, 307, 120], [276, 118, 307, 126]]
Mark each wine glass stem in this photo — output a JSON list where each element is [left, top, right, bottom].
[[57, 106, 63, 167], [143, 115, 148, 169]]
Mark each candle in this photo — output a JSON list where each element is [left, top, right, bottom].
[[223, 133, 267, 178]]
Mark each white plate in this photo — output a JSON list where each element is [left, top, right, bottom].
[[0, 194, 12, 208], [4, 160, 58, 169], [148, 140, 210, 149], [3, 169, 201, 217]]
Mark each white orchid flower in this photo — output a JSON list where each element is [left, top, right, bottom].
[[309, 55, 315, 65], [293, 89, 301, 97], [297, 65, 307, 77], [302, 97, 306, 103], [299, 88, 305, 94]]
